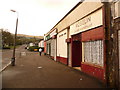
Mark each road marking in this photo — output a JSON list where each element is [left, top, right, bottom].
[[20, 52, 26, 56], [37, 67, 42, 69]]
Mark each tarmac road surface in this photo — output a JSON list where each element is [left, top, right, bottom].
[[2, 45, 105, 88]]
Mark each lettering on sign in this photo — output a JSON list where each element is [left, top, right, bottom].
[[76, 16, 91, 27], [59, 32, 66, 37], [59, 34, 63, 37], [74, 16, 92, 33], [70, 9, 103, 35]]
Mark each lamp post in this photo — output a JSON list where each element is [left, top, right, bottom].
[[10, 9, 18, 66]]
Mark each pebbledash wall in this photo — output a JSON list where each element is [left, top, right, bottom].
[[44, 1, 108, 82]]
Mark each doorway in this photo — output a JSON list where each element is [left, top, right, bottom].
[[71, 33, 82, 67], [49, 43, 51, 56]]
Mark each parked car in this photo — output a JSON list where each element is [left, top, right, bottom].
[[28, 46, 40, 52]]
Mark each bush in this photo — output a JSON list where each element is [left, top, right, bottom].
[[3, 46, 10, 49], [28, 46, 40, 51]]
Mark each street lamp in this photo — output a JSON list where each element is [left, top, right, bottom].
[[10, 9, 18, 66]]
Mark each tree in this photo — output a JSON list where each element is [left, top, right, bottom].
[[0, 29, 14, 47]]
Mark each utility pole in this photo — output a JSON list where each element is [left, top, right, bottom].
[[10, 10, 18, 66], [103, 1, 119, 89], [110, 1, 119, 89]]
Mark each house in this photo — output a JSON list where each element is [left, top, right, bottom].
[[29, 43, 34, 47], [38, 40, 44, 51]]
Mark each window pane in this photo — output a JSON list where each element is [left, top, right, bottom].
[[83, 40, 104, 66]]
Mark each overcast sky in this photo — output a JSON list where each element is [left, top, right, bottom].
[[0, 0, 81, 36]]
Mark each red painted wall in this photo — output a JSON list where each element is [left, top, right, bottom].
[[56, 56, 68, 65], [81, 63, 105, 81], [81, 26, 105, 82], [44, 41, 46, 53], [81, 26, 104, 42], [51, 56, 54, 60]]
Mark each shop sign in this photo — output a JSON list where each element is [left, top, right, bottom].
[[50, 28, 57, 38], [70, 9, 103, 35], [45, 35, 50, 40], [59, 32, 66, 37]]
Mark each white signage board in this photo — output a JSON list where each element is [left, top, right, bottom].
[[50, 29, 57, 38], [70, 9, 103, 35]]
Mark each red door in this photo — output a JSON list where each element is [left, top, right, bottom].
[[71, 33, 82, 67]]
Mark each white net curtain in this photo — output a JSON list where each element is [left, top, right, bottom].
[[83, 40, 104, 66]]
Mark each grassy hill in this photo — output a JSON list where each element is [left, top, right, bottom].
[[17, 34, 44, 39]]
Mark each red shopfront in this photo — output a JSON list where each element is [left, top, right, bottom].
[[44, 41, 47, 54], [70, 8, 106, 82], [81, 26, 105, 81], [70, 26, 105, 81]]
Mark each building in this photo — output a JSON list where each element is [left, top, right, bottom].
[[44, 0, 119, 88], [38, 40, 44, 48], [38, 39, 44, 51], [29, 43, 34, 47], [44, 29, 57, 60]]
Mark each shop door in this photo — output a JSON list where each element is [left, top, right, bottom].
[[72, 34, 82, 67], [47, 44, 49, 54], [49, 43, 51, 56]]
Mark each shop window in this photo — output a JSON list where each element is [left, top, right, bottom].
[[83, 40, 104, 66]]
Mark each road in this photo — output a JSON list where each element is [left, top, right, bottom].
[[1, 45, 27, 70], [2, 45, 104, 88]]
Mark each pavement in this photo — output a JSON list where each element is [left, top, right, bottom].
[[0, 45, 27, 72], [1, 46, 105, 88], [0, 50, 11, 72]]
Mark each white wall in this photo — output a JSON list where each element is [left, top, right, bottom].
[[51, 39, 55, 57], [29, 43, 34, 46], [38, 40, 44, 47], [57, 29, 67, 58]]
